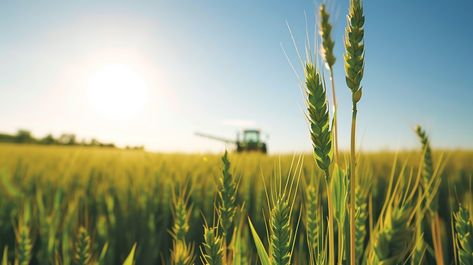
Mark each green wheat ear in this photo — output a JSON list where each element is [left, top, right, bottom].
[[415, 125, 437, 211], [372, 207, 415, 264], [319, 4, 336, 70], [305, 63, 332, 178], [411, 209, 427, 265], [171, 240, 195, 265], [344, 0, 365, 104], [201, 225, 224, 265], [16, 224, 32, 265], [218, 150, 238, 240], [172, 188, 191, 242], [454, 205, 473, 265], [270, 197, 292, 265], [306, 182, 326, 265], [74, 226, 91, 265], [15, 204, 32, 265], [305, 184, 322, 256], [354, 185, 368, 263]]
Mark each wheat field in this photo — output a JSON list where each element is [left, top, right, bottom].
[[0, 144, 471, 264]]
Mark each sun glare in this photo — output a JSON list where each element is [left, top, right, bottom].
[[87, 64, 148, 119]]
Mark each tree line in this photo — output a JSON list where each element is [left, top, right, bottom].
[[0, 129, 144, 150]]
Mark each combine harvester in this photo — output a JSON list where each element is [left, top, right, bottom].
[[195, 129, 267, 154]]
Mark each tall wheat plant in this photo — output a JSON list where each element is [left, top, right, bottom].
[[344, 0, 365, 264]]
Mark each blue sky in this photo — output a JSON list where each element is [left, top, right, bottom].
[[0, 0, 472, 153]]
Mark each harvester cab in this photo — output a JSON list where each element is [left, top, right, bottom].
[[236, 129, 267, 153], [195, 128, 267, 154]]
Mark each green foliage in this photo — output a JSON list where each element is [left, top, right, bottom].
[[2, 247, 8, 265], [122, 244, 137, 265], [248, 219, 270, 265]]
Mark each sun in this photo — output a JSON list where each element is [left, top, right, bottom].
[[87, 64, 148, 119]]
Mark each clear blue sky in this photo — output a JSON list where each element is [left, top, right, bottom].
[[0, 0, 472, 153]]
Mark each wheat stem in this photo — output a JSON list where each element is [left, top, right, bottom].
[[326, 182, 335, 265], [349, 111, 357, 265], [329, 71, 339, 164]]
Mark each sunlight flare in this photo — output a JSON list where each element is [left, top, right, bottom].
[[87, 64, 148, 119]]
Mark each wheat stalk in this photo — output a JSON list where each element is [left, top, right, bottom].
[[319, 4, 339, 163], [217, 151, 238, 240], [454, 205, 473, 265], [74, 226, 92, 265], [415, 125, 436, 210], [415, 125, 445, 265], [201, 225, 224, 265], [344, 0, 365, 264], [304, 61, 335, 265]]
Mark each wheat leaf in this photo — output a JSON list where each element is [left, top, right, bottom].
[[122, 244, 137, 265], [248, 218, 270, 265]]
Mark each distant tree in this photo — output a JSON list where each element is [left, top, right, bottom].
[[15, 129, 34, 143], [40, 134, 56, 145], [0, 133, 16, 143], [0, 129, 123, 149]]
